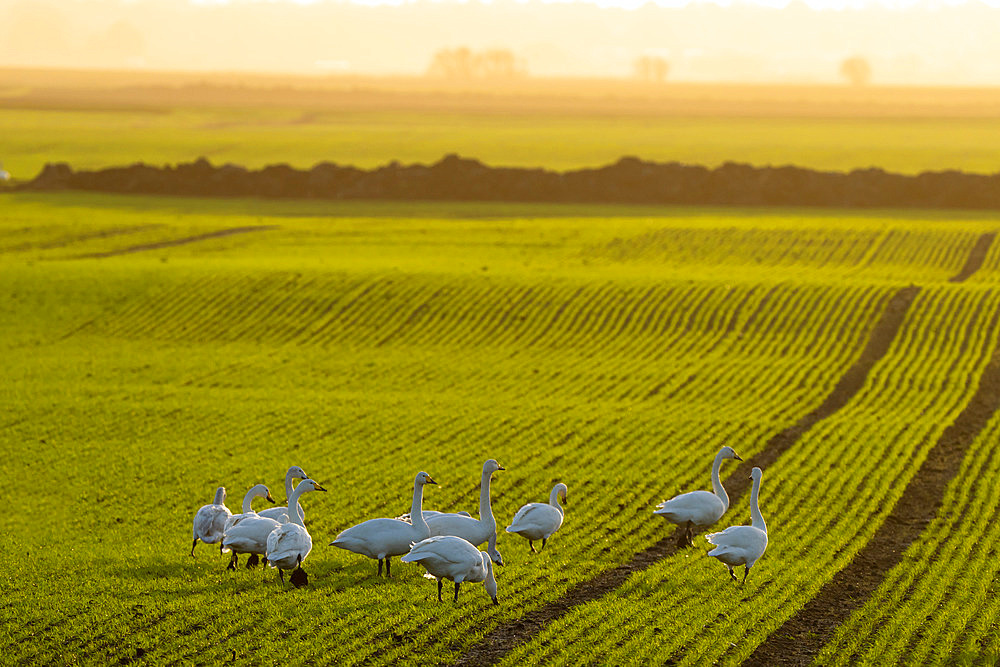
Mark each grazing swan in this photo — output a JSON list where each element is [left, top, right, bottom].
[[330, 471, 437, 577], [424, 459, 505, 565], [401, 535, 498, 604], [221, 484, 278, 570], [191, 486, 232, 556], [266, 479, 327, 588], [258, 466, 311, 522], [506, 482, 567, 553], [706, 466, 768, 584], [654, 446, 742, 547]]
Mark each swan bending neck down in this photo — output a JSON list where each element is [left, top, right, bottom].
[[191, 486, 232, 556], [401, 535, 498, 604], [505, 482, 567, 553], [266, 479, 327, 587], [220, 484, 278, 570], [330, 471, 438, 578], [653, 445, 742, 548], [426, 459, 505, 564], [258, 466, 310, 522], [706, 466, 768, 585]]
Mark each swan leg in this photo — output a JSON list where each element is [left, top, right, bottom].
[[675, 525, 689, 548], [191, 539, 198, 557], [741, 566, 750, 585], [686, 522, 695, 547], [438, 579, 443, 602], [529, 541, 536, 553], [378, 559, 383, 577], [727, 566, 737, 582], [386, 556, 392, 578], [246, 554, 259, 569], [453, 582, 461, 603], [279, 569, 285, 584], [226, 552, 238, 571], [290, 566, 308, 588], [541, 538, 547, 550]]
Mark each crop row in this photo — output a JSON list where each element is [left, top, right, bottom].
[[504, 284, 1000, 665]]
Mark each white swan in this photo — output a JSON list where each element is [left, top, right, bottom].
[[330, 471, 437, 577], [654, 445, 742, 547], [266, 479, 327, 587], [401, 535, 498, 604], [706, 466, 768, 584], [191, 486, 232, 556], [424, 459, 505, 565], [505, 482, 567, 553], [221, 484, 279, 570], [258, 466, 311, 522]]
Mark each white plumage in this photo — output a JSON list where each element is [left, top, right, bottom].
[[425, 459, 505, 565], [220, 483, 278, 569], [258, 465, 311, 522], [191, 486, 232, 556], [506, 482, 567, 553], [706, 466, 768, 584], [330, 471, 437, 577], [266, 479, 327, 587], [654, 445, 742, 547], [401, 535, 498, 604]]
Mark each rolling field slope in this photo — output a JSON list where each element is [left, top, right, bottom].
[[3, 193, 1000, 665]]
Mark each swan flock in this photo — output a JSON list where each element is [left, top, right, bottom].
[[191, 449, 767, 598]]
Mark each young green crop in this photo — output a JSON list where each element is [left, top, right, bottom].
[[3, 193, 1000, 665]]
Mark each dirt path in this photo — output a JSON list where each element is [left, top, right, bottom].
[[453, 286, 918, 667], [949, 232, 996, 283], [70, 225, 275, 259]]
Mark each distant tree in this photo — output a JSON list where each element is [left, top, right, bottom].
[[840, 56, 872, 86], [633, 55, 669, 83], [427, 47, 525, 80]]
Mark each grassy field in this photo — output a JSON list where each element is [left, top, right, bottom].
[[4, 192, 1000, 664], [6, 69, 1000, 181]]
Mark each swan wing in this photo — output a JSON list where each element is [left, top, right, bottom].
[[654, 490, 725, 525], [506, 503, 562, 537], [425, 514, 490, 545]]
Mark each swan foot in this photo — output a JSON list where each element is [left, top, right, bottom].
[[386, 556, 392, 578], [529, 541, 536, 553], [290, 567, 308, 588], [191, 539, 198, 557], [262, 557, 269, 570], [377, 559, 383, 577], [727, 567, 737, 582], [541, 538, 547, 550], [438, 579, 443, 602], [226, 552, 238, 571], [246, 554, 260, 569], [453, 582, 461, 603]]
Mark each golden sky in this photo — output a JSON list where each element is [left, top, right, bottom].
[[3, 0, 1000, 84]]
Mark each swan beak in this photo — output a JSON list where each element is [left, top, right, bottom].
[[734, 454, 744, 461], [498, 465, 506, 471], [426, 476, 438, 485], [314, 482, 328, 492], [265, 493, 276, 503]]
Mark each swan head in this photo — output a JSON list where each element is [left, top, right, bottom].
[[483, 554, 499, 605], [301, 479, 327, 493], [486, 533, 504, 566], [720, 446, 743, 461], [289, 466, 309, 480], [247, 483, 276, 503], [416, 471, 437, 486], [750, 467, 763, 482], [555, 482, 568, 505], [483, 459, 505, 475]]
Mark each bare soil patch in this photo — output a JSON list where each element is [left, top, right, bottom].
[[950, 232, 996, 282]]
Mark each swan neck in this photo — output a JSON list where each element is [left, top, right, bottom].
[[241, 488, 257, 514], [711, 451, 729, 512], [410, 480, 428, 533], [479, 468, 496, 528], [749, 476, 766, 533], [287, 484, 307, 526], [212, 487, 225, 505], [549, 486, 564, 516], [284, 470, 295, 502]]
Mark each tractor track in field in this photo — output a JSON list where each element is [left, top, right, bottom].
[[452, 285, 919, 667], [743, 233, 999, 666], [67, 225, 276, 259]]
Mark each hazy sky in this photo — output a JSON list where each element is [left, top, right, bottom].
[[3, 0, 1000, 83]]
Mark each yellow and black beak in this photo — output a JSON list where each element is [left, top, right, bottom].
[[497, 464, 506, 471], [734, 454, 744, 462], [314, 482, 328, 492], [266, 492, 276, 503], [426, 476, 438, 485]]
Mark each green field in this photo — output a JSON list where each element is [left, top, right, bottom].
[[4, 192, 1000, 664], [6, 107, 1000, 182]]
